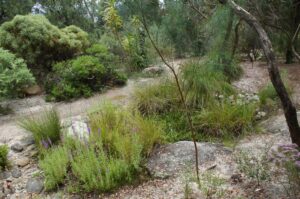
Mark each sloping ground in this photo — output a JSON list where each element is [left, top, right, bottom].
[[233, 60, 300, 106], [1, 59, 300, 198]]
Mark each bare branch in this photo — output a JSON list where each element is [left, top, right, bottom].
[[139, 2, 200, 182], [292, 23, 300, 62]]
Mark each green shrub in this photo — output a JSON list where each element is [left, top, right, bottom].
[[0, 15, 89, 72], [132, 78, 179, 115], [180, 61, 235, 108], [71, 142, 134, 192], [39, 146, 68, 190], [86, 44, 118, 64], [37, 103, 163, 193], [0, 48, 35, 99], [193, 101, 257, 137], [19, 109, 61, 149], [0, 145, 9, 170], [89, 102, 163, 157], [258, 82, 292, 107], [204, 51, 243, 81], [46, 55, 127, 101], [122, 34, 148, 71]]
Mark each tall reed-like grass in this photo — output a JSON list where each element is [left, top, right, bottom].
[[19, 108, 61, 149]]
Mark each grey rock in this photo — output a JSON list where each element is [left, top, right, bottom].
[[0, 171, 11, 180], [142, 66, 164, 75], [66, 120, 89, 141], [20, 136, 35, 147], [26, 178, 44, 193], [10, 143, 23, 153], [15, 157, 30, 167], [146, 141, 233, 178], [11, 168, 21, 178]]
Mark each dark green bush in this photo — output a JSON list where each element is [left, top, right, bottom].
[[46, 55, 127, 101], [0, 48, 35, 99], [0, 15, 89, 73], [86, 44, 118, 64], [0, 145, 9, 170]]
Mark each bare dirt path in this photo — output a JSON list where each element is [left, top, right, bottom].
[[0, 59, 185, 144], [234, 60, 300, 106]]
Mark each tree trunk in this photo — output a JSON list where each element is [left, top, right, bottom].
[[219, 0, 300, 146], [286, 44, 294, 64]]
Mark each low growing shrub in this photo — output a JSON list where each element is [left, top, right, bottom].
[[71, 142, 135, 192], [89, 102, 164, 156], [132, 78, 179, 115], [39, 146, 69, 190], [19, 109, 61, 149], [46, 55, 127, 101], [235, 148, 271, 186], [180, 61, 235, 108], [271, 144, 300, 197], [193, 101, 257, 137], [38, 103, 164, 193], [0, 145, 9, 170], [258, 82, 292, 107]]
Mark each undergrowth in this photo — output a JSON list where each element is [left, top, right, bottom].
[[19, 108, 61, 150], [39, 102, 164, 193]]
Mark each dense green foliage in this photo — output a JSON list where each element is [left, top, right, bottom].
[[180, 61, 235, 107], [19, 109, 61, 150], [39, 103, 163, 192], [46, 55, 127, 101], [0, 145, 9, 170], [39, 146, 69, 190], [0, 15, 89, 72], [194, 101, 257, 137], [0, 48, 35, 99]]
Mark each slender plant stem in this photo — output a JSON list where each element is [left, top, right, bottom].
[[139, 10, 200, 182]]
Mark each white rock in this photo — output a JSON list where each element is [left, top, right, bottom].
[[67, 121, 90, 140]]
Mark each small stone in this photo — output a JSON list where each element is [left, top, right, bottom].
[[20, 136, 35, 147], [142, 66, 164, 75], [23, 85, 42, 96], [3, 180, 15, 195], [29, 150, 38, 157], [0, 171, 11, 180], [11, 168, 21, 178], [10, 143, 24, 153], [26, 178, 44, 193], [16, 157, 30, 167]]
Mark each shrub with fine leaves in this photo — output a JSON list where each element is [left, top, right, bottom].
[[0, 48, 35, 99]]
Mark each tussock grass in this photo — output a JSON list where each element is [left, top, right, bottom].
[[19, 108, 61, 149]]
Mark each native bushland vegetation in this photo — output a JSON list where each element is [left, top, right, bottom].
[[0, 48, 35, 99], [3, 0, 300, 197], [26, 103, 163, 192]]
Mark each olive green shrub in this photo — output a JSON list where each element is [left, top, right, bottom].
[[0, 15, 89, 72], [46, 55, 127, 101], [0, 48, 35, 99]]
